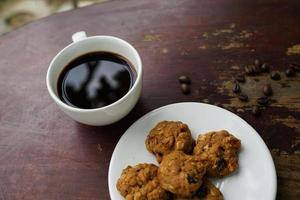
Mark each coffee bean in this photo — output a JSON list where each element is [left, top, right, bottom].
[[181, 83, 191, 95], [232, 82, 240, 93], [285, 68, 295, 77], [270, 71, 281, 80], [238, 93, 248, 101], [235, 74, 245, 83], [261, 63, 270, 72], [252, 105, 261, 117], [178, 75, 191, 84], [254, 59, 261, 67], [263, 84, 273, 96], [257, 96, 269, 105]]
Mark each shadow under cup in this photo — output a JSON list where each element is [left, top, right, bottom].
[[46, 36, 142, 126]]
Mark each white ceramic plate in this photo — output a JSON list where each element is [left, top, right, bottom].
[[108, 102, 277, 200]]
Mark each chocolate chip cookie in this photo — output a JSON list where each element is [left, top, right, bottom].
[[117, 163, 171, 200], [145, 121, 194, 163], [174, 179, 224, 200], [158, 151, 207, 197], [193, 130, 241, 177]]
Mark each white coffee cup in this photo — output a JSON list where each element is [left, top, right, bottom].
[[46, 31, 142, 126]]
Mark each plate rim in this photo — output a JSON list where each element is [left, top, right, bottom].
[[108, 102, 277, 199]]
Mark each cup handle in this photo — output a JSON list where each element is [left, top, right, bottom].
[[72, 31, 87, 42]]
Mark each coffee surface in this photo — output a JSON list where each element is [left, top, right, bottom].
[[57, 52, 136, 109]]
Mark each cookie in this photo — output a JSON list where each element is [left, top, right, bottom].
[[117, 163, 171, 200], [193, 130, 241, 177], [158, 151, 207, 197], [145, 121, 194, 163], [174, 179, 224, 200]]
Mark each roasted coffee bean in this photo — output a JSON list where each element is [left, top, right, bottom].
[[263, 84, 273, 96], [235, 74, 245, 83], [238, 93, 248, 101], [252, 105, 261, 117], [178, 75, 191, 84], [216, 158, 227, 172], [195, 185, 208, 197], [187, 175, 199, 184], [270, 71, 281, 80], [261, 63, 270, 72], [257, 96, 269, 105], [181, 83, 191, 94], [254, 59, 261, 67], [232, 82, 240, 93], [285, 68, 295, 77]]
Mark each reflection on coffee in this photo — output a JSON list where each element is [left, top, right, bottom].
[[57, 52, 136, 109]]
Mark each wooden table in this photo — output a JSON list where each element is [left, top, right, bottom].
[[0, 0, 299, 199]]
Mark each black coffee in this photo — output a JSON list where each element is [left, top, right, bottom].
[[57, 52, 136, 109]]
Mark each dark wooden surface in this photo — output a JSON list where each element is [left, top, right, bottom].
[[0, 0, 299, 199]]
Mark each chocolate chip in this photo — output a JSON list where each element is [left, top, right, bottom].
[[187, 175, 198, 184], [235, 74, 245, 83], [178, 75, 191, 84], [195, 185, 208, 197], [270, 71, 281, 80], [261, 63, 270, 72], [263, 84, 273, 96], [252, 105, 261, 117], [232, 82, 240, 93], [216, 158, 227, 172], [257, 96, 269, 105], [181, 83, 191, 95], [165, 192, 173, 200], [238, 93, 248, 102], [285, 68, 295, 77]]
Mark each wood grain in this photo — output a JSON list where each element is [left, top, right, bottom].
[[0, 0, 299, 199]]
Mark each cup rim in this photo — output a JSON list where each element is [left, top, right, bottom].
[[46, 35, 142, 113]]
